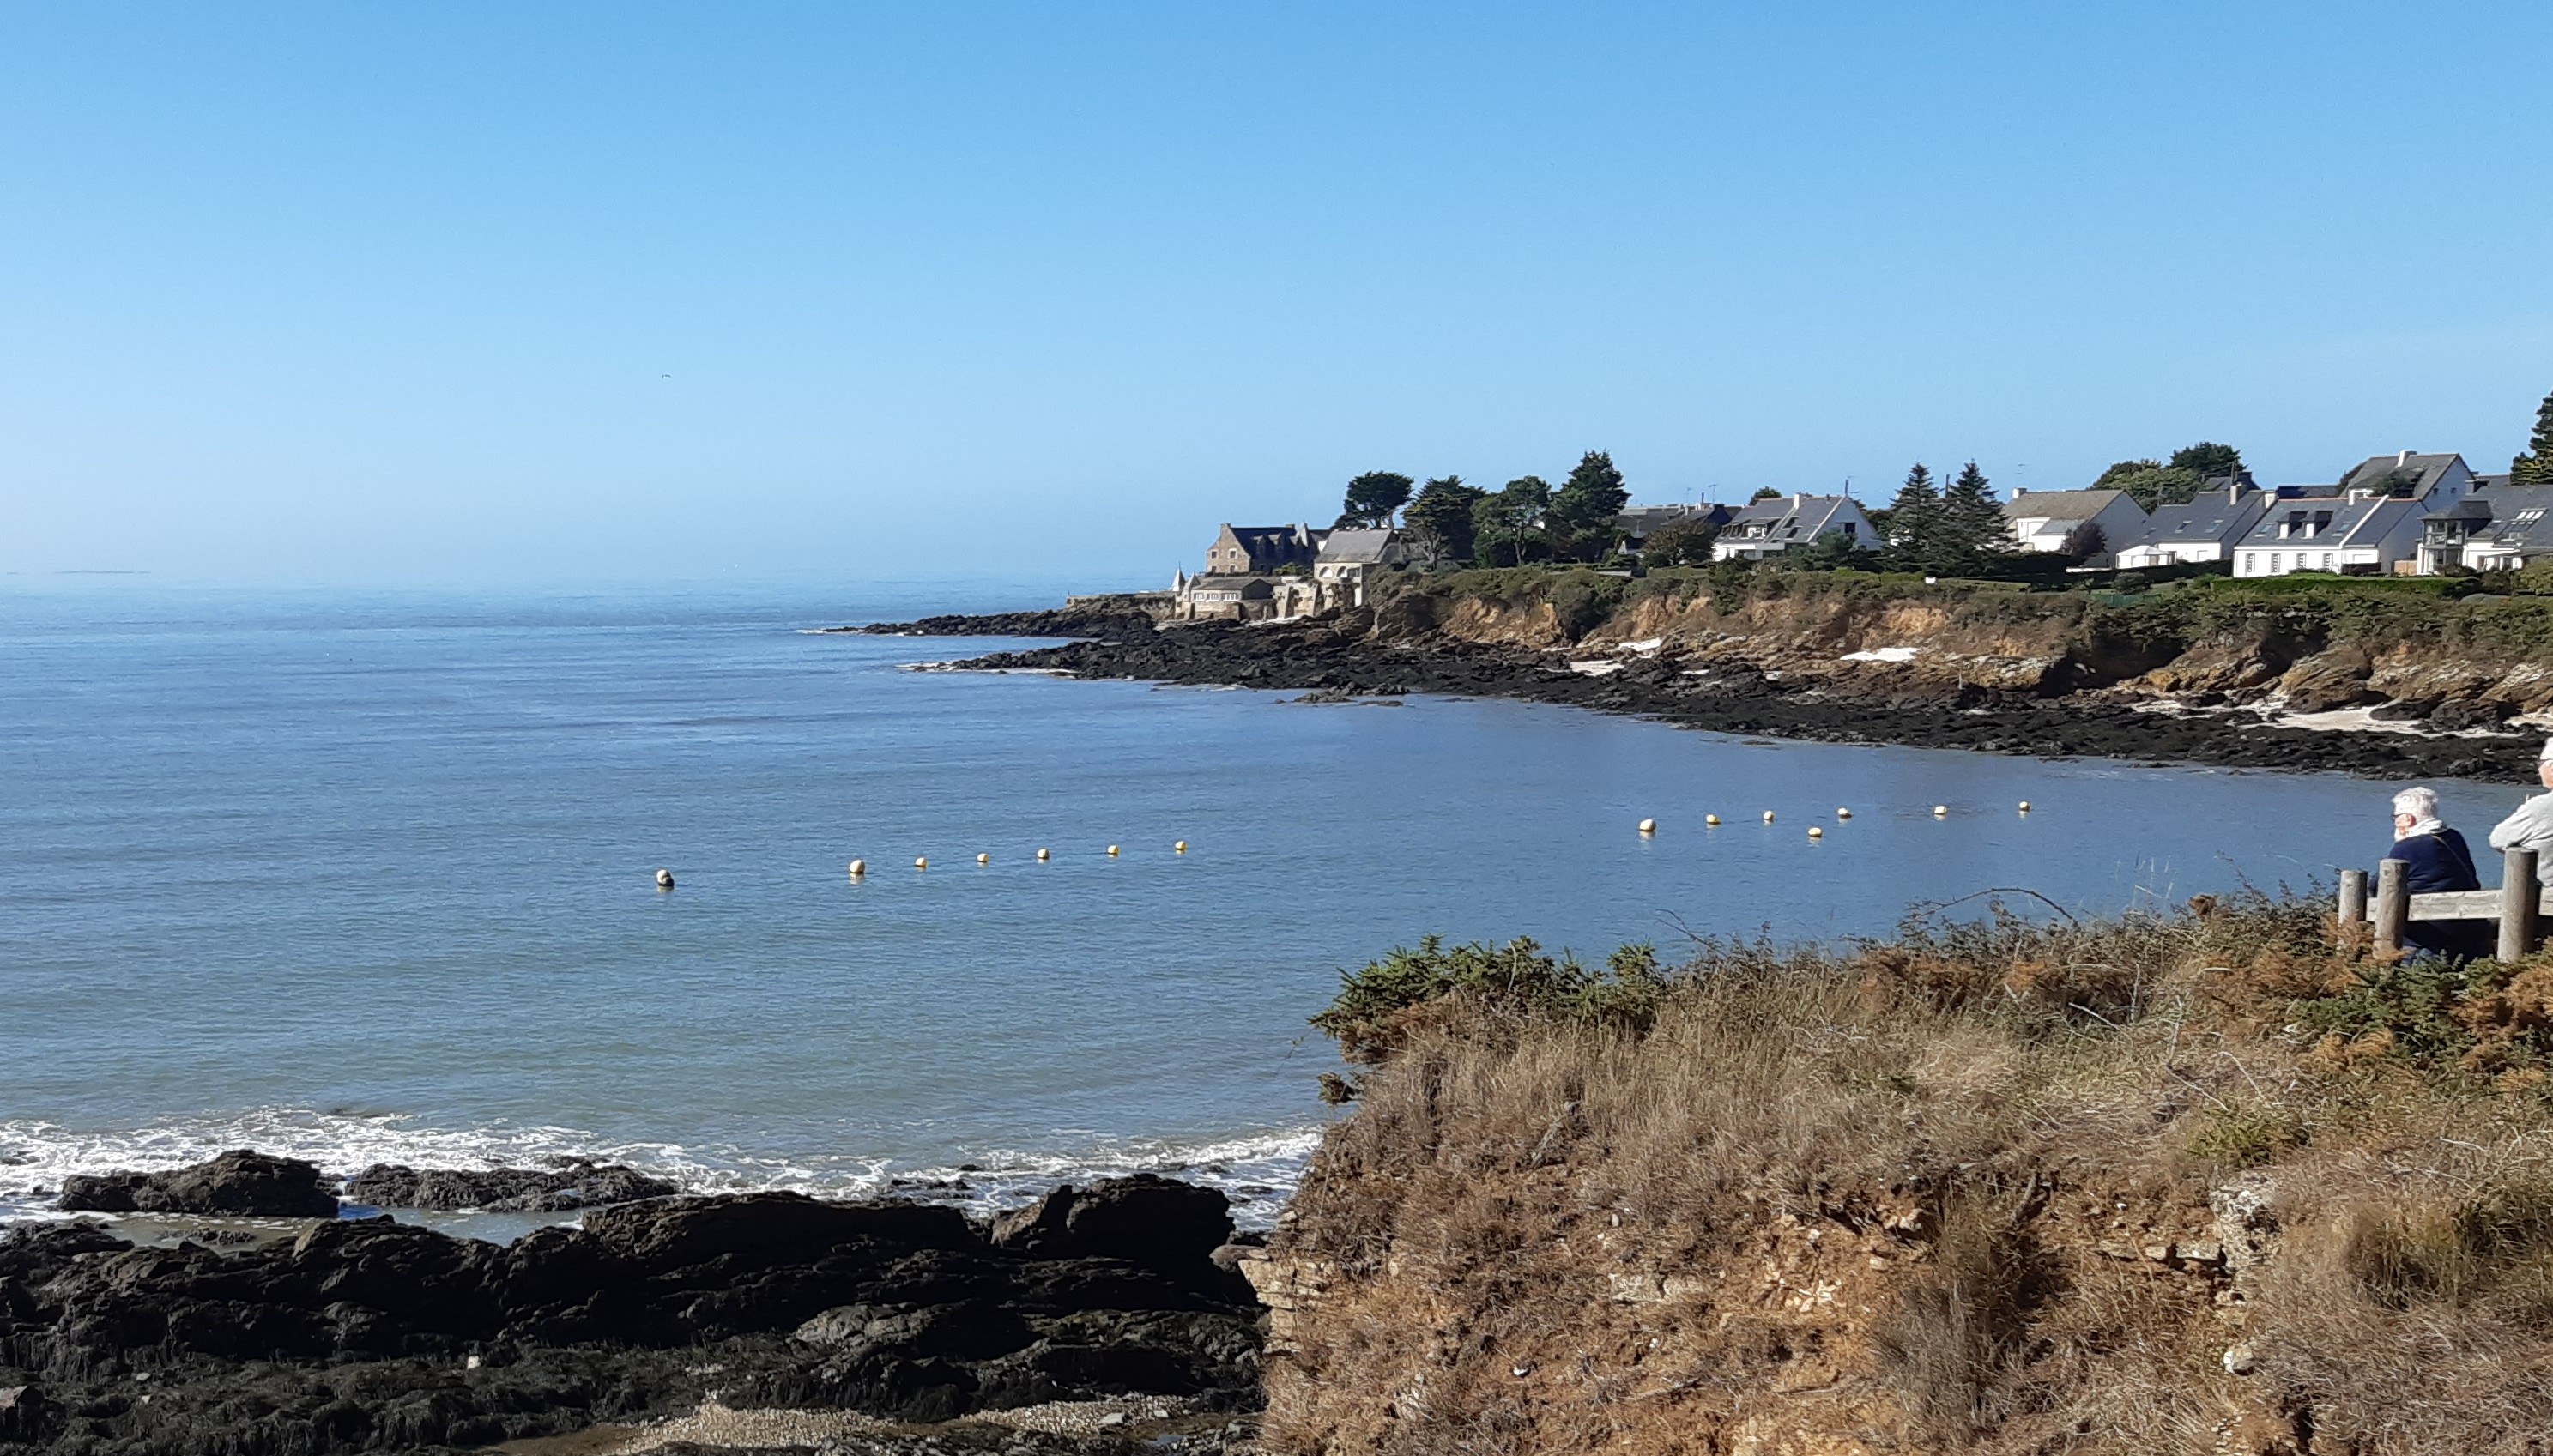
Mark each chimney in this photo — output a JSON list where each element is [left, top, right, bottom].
[[2398, 450, 2411, 466]]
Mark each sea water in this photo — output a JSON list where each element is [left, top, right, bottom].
[[1, 582, 2532, 1230]]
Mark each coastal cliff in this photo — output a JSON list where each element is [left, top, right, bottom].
[[1245, 900, 2553, 1455], [923, 571, 2552, 778]]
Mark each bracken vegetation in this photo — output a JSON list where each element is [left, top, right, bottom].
[[1263, 895, 2553, 1454]]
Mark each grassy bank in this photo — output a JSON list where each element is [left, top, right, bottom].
[[1261, 898, 2553, 1454]]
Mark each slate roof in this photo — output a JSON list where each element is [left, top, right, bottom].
[[2233, 496, 2423, 550], [2332, 452, 2469, 498], [1721, 494, 1865, 542], [2001, 488, 2134, 523], [2471, 484, 2553, 554], [2131, 487, 2269, 547], [1316, 527, 1403, 565]]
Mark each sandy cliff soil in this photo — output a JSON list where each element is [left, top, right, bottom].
[[1243, 902, 2553, 1455]]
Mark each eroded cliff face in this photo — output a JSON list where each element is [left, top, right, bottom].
[[1370, 577, 2553, 721]]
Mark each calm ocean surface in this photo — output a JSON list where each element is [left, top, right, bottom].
[[1, 582, 2532, 1229]]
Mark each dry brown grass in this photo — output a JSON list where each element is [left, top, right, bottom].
[[1264, 898, 2553, 1455]]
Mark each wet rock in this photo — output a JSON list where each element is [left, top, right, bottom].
[[989, 1175, 1234, 1271], [57, 1149, 339, 1218], [344, 1159, 679, 1211], [2429, 698, 2514, 732], [0, 1383, 56, 1444]]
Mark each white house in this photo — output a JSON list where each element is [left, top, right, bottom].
[[1710, 494, 1877, 562], [1312, 527, 1434, 607], [2113, 481, 2269, 569], [2229, 451, 2478, 578], [2230, 497, 2429, 577], [2453, 480, 2553, 572], [2000, 488, 2148, 559]]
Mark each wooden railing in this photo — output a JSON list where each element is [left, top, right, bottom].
[[2342, 847, 2546, 959]]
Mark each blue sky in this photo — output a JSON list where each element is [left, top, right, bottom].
[[3, 3, 2550, 587]]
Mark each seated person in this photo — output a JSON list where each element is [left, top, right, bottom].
[[2487, 737, 2553, 886], [2383, 786, 2480, 956]]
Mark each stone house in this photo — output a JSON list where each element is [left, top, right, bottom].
[[1312, 528, 1435, 607]]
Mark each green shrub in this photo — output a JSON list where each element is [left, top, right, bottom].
[[1311, 935, 1665, 1061]]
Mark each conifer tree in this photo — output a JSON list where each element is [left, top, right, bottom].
[[1940, 461, 2005, 557], [1547, 450, 1632, 559], [1883, 463, 1939, 568], [2516, 390, 2553, 487]]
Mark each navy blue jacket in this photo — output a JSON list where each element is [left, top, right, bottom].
[[2386, 828, 2480, 894], [2383, 828, 2481, 955]]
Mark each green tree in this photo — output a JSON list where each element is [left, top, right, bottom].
[[1747, 486, 1783, 502], [1472, 476, 1553, 566], [2092, 458, 2163, 488], [1337, 471, 1415, 529], [1640, 518, 1719, 566], [2169, 442, 2245, 480], [1404, 475, 1487, 561], [2100, 464, 2206, 512], [1939, 461, 2005, 559], [1546, 450, 1632, 560], [2516, 390, 2553, 487], [1883, 463, 1939, 569]]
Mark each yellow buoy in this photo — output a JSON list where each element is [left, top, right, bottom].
[[1637, 818, 1657, 835], [655, 868, 674, 890], [1762, 810, 1776, 823], [1836, 807, 1852, 819], [1705, 813, 1721, 826], [1808, 825, 1823, 838], [977, 853, 989, 865], [848, 859, 866, 877], [1106, 844, 1120, 857], [2018, 800, 2032, 813], [1933, 805, 1948, 818], [1174, 840, 1189, 853], [1037, 848, 1050, 861], [915, 856, 929, 869]]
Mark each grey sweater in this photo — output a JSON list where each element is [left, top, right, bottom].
[[2487, 793, 2553, 885]]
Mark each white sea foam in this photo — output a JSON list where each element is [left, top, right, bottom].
[[0, 1110, 1325, 1233]]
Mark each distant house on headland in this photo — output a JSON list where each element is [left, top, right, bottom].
[[1312, 527, 1435, 607], [1206, 523, 1322, 576], [2436, 477, 2553, 573], [2112, 480, 2267, 570], [1710, 494, 1874, 562], [2001, 488, 2147, 559]]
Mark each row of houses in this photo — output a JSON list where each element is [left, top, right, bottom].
[[1171, 450, 2553, 621], [1694, 451, 2553, 578]]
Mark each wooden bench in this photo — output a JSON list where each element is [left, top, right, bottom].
[[2342, 848, 2547, 959]]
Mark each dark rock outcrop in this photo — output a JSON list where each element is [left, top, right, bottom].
[[56, 1149, 339, 1218], [0, 1173, 1263, 1453], [343, 1160, 679, 1212]]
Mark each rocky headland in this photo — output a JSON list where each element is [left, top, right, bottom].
[[861, 570, 2553, 779], [2, 1157, 1266, 1455]]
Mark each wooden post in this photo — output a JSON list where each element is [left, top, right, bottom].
[[2502, 848, 2541, 963], [2339, 867, 2368, 928], [2374, 858, 2409, 957]]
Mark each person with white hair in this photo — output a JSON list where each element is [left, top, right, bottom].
[[2381, 786, 2480, 955], [2487, 738, 2553, 888]]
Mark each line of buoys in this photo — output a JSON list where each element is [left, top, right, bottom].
[[655, 868, 674, 890], [1637, 818, 1657, 835], [848, 859, 866, 878]]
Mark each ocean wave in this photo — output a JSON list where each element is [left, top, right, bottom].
[[0, 1109, 1323, 1231]]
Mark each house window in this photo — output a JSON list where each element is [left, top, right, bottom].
[[2321, 553, 2334, 571], [2270, 553, 2282, 572]]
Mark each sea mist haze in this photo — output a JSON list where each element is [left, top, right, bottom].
[[0, 583, 2518, 1230]]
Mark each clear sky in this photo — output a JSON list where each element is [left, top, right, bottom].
[[3, 3, 2550, 587]]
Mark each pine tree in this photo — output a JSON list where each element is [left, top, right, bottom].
[[1884, 463, 1939, 568], [1547, 450, 1632, 559], [2516, 390, 2553, 487], [1939, 461, 2005, 558]]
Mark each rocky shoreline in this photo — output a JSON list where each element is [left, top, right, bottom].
[[862, 611, 2543, 781], [2, 1153, 1267, 1454]]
